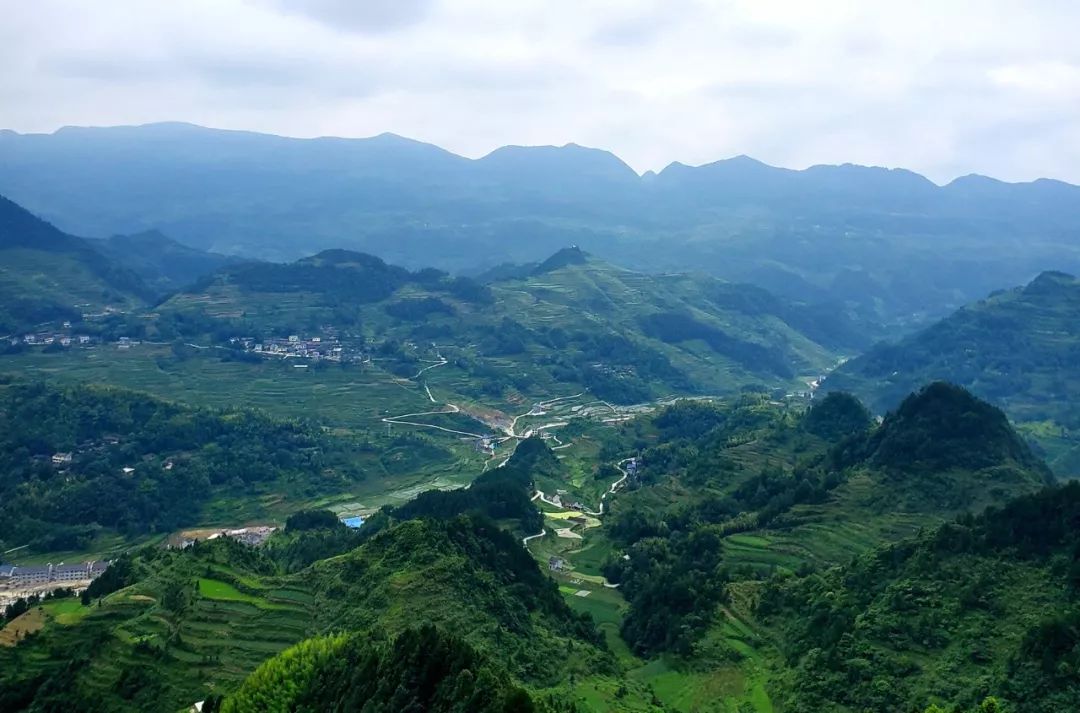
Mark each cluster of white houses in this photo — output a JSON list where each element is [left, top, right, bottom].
[[231, 333, 376, 364], [11, 332, 95, 348], [0, 561, 109, 589]]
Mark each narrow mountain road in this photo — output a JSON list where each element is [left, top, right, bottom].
[[522, 529, 546, 546], [532, 457, 632, 517]]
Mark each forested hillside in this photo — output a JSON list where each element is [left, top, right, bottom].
[[759, 482, 1080, 712], [91, 230, 240, 296], [600, 384, 1050, 660], [156, 246, 851, 403], [0, 382, 1070, 712], [0, 511, 607, 711], [219, 626, 538, 713], [824, 271, 1080, 474], [0, 378, 370, 555]]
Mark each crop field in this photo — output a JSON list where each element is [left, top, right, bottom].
[[0, 346, 435, 434]]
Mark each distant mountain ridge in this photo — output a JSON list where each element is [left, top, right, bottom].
[[92, 230, 242, 296], [4, 123, 1080, 328]]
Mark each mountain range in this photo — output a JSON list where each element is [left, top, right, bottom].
[[5, 123, 1080, 327]]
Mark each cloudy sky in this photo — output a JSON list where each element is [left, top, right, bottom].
[[3, 0, 1078, 183]]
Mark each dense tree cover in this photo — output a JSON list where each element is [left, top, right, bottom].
[[604, 526, 730, 656], [613, 397, 840, 532], [824, 271, 1080, 473], [81, 552, 139, 602], [601, 397, 849, 655], [758, 482, 1080, 712], [284, 509, 341, 531], [309, 513, 606, 683], [856, 382, 1051, 477], [383, 295, 456, 321], [189, 249, 491, 308], [924, 697, 1006, 713], [803, 391, 872, 441], [381, 436, 555, 536], [0, 380, 362, 552], [0, 508, 605, 710], [263, 510, 364, 573], [222, 626, 537, 713]]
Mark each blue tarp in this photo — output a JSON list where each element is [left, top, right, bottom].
[[341, 516, 364, 529]]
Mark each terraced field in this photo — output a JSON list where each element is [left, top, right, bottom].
[[0, 561, 316, 711]]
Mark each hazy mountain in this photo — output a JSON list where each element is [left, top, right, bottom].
[[0, 194, 151, 332], [91, 230, 242, 295], [5, 123, 1080, 328]]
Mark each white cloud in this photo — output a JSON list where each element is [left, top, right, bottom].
[[1, 0, 1077, 183]]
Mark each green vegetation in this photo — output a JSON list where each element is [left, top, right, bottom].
[[0, 539, 315, 712], [759, 482, 1080, 712], [308, 513, 607, 684], [221, 626, 537, 713], [802, 390, 872, 441], [154, 246, 849, 404], [7, 122, 1080, 333], [91, 229, 239, 296], [4, 180, 1080, 710], [825, 271, 1080, 475], [381, 435, 555, 536], [855, 382, 1051, 477], [600, 385, 1050, 660], [0, 378, 366, 554], [0, 380, 1073, 712]]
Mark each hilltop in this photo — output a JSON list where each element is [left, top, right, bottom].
[[0, 510, 609, 711], [5, 123, 1080, 325], [823, 271, 1080, 474]]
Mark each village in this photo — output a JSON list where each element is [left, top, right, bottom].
[[6, 321, 97, 349], [236, 333, 352, 362]]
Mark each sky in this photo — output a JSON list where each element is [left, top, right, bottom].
[[2, 0, 1079, 183]]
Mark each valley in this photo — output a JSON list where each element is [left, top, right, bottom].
[[1, 189, 1078, 712], [4, 6, 1079, 710]]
